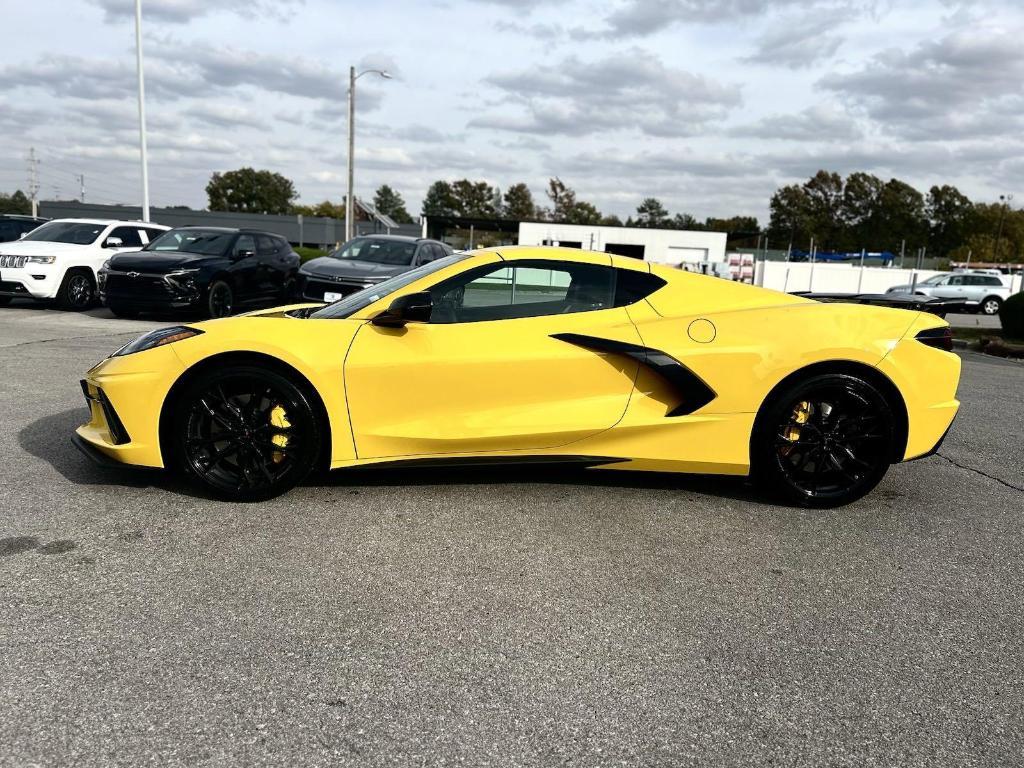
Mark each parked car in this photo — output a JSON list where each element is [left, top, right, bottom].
[[297, 235, 453, 303], [99, 227, 300, 319], [0, 214, 47, 243], [886, 272, 1010, 315], [0, 218, 169, 309]]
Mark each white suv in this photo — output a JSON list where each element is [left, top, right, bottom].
[[0, 219, 169, 310], [886, 271, 1011, 315]]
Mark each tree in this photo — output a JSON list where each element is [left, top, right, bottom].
[[503, 183, 537, 221], [450, 179, 497, 217], [671, 212, 701, 230], [601, 214, 623, 227], [565, 200, 602, 225], [206, 167, 297, 214], [927, 185, 975, 257], [421, 181, 459, 217], [0, 190, 30, 215], [293, 200, 346, 218], [373, 184, 413, 223], [840, 172, 884, 248], [545, 177, 577, 222], [768, 183, 812, 251], [803, 170, 844, 249], [636, 197, 670, 228]]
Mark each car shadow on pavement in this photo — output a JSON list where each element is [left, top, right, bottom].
[[17, 407, 178, 493], [320, 462, 762, 504]]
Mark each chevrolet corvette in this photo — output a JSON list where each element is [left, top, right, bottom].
[[74, 246, 961, 507]]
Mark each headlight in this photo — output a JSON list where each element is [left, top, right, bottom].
[[165, 268, 201, 292], [100, 259, 112, 272], [26, 255, 56, 264], [113, 326, 203, 357]]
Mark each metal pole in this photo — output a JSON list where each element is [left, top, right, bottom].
[[808, 237, 815, 292], [345, 66, 355, 243], [965, 248, 972, 270], [27, 147, 39, 218], [857, 248, 866, 293], [134, 0, 150, 221], [899, 239, 905, 269], [79, 174, 85, 203]]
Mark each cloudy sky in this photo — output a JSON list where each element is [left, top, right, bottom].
[[1, 0, 1022, 222]]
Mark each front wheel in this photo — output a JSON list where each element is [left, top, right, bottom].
[[206, 280, 234, 319], [980, 296, 1002, 316], [56, 269, 96, 310], [168, 366, 322, 501], [752, 374, 895, 508]]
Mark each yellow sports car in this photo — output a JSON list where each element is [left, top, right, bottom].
[[74, 246, 961, 507]]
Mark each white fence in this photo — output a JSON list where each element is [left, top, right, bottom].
[[755, 260, 1024, 295]]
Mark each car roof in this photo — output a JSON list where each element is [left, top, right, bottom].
[[0, 214, 47, 222], [351, 234, 424, 243], [476, 245, 654, 272], [170, 226, 285, 236], [46, 218, 169, 227]]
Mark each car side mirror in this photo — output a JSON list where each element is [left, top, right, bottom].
[[234, 249, 255, 260], [104, 236, 124, 248], [372, 291, 432, 328]]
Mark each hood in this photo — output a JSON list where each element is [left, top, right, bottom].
[[107, 251, 217, 272], [0, 240, 93, 256], [302, 255, 410, 281]]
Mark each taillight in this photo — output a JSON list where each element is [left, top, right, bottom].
[[915, 326, 953, 352]]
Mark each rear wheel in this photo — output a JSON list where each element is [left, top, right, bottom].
[[56, 269, 95, 310], [168, 366, 321, 501], [980, 296, 1002, 316], [206, 280, 234, 318], [752, 374, 895, 508]]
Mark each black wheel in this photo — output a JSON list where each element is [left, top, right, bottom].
[[980, 296, 1002, 316], [752, 374, 895, 508], [107, 303, 140, 319], [57, 269, 95, 310], [169, 366, 321, 501], [207, 280, 234, 318]]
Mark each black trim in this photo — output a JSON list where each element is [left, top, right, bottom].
[[550, 333, 717, 417], [81, 379, 131, 445], [71, 433, 127, 470], [357, 455, 627, 471]]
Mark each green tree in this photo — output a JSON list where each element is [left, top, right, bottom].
[[206, 167, 297, 214], [768, 183, 812, 251], [873, 179, 927, 251], [803, 170, 844, 248], [635, 197, 670, 228], [373, 184, 413, 223], [545, 177, 577, 222], [601, 214, 623, 227], [421, 181, 459, 217], [840, 172, 884, 248], [565, 200, 603, 225], [671, 212, 701, 230], [450, 179, 497, 217], [927, 185, 975, 257], [0, 190, 30, 215], [503, 183, 537, 220]]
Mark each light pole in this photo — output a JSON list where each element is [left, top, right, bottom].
[[346, 66, 391, 242], [134, 0, 150, 222], [994, 193, 1013, 263]]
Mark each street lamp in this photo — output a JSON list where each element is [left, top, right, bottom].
[[134, 0, 150, 222], [994, 193, 1013, 263], [346, 67, 392, 242]]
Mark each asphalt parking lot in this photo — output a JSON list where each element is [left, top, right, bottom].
[[1, 303, 1022, 767]]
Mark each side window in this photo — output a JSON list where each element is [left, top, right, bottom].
[[274, 236, 291, 253], [429, 260, 616, 323], [256, 234, 277, 256], [235, 235, 256, 256], [949, 276, 963, 286], [109, 226, 143, 247], [0, 222, 16, 240], [143, 228, 165, 243], [985, 276, 1003, 286], [614, 270, 666, 306]]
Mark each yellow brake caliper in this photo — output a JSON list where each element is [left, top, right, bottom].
[[269, 405, 291, 463], [780, 400, 813, 455]]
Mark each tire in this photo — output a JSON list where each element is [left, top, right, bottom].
[[206, 280, 234, 319], [980, 296, 1002, 316], [751, 373, 895, 508], [56, 269, 96, 310], [108, 304, 140, 319], [167, 365, 322, 502]]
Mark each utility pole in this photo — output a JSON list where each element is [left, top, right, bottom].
[[27, 147, 39, 217], [994, 194, 1013, 262], [346, 65, 355, 243], [134, 0, 151, 222], [899, 239, 905, 269], [78, 174, 86, 203]]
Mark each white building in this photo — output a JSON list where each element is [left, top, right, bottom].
[[517, 222, 727, 266]]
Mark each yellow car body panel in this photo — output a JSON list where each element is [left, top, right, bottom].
[[75, 246, 960, 480]]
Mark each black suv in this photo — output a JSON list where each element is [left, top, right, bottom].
[[0, 214, 46, 243], [298, 235, 453, 303], [99, 227, 300, 318]]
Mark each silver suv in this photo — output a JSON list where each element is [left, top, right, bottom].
[[887, 272, 1010, 315]]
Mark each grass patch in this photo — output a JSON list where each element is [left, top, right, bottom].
[[952, 326, 1024, 345], [295, 246, 327, 263]]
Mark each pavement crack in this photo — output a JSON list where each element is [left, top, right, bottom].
[[3, 332, 138, 350], [935, 451, 1024, 493]]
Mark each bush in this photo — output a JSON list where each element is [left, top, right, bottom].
[[998, 291, 1024, 339], [294, 246, 327, 263]]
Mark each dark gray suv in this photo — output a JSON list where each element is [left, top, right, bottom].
[[297, 235, 453, 303]]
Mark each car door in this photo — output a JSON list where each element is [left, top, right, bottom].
[[930, 275, 962, 300], [254, 234, 282, 298], [343, 257, 643, 458], [228, 234, 258, 299]]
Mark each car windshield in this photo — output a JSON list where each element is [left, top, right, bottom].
[[307, 253, 470, 320], [331, 238, 417, 265], [145, 229, 234, 255], [920, 275, 947, 285], [21, 221, 106, 245]]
